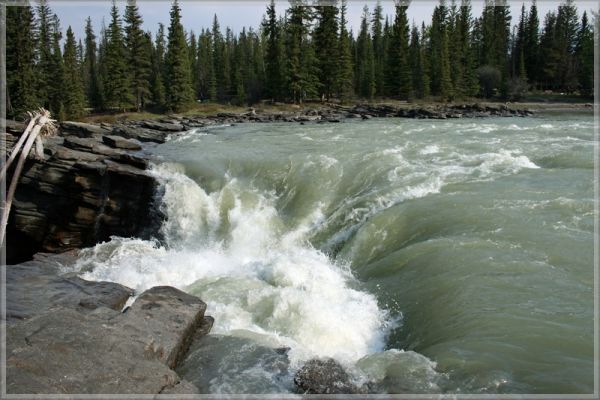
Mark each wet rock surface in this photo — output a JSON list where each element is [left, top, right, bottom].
[[294, 358, 368, 394], [6, 253, 212, 394], [177, 334, 291, 393]]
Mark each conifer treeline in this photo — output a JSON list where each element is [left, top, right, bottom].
[[6, 0, 595, 120]]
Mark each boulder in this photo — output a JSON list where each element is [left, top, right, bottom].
[[6, 255, 212, 395], [294, 358, 367, 394]]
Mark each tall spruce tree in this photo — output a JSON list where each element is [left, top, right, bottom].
[[6, 3, 37, 118], [36, 0, 54, 109], [371, 1, 385, 97], [197, 29, 216, 101], [337, 0, 354, 101], [62, 26, 86, 119], [458, 0, 479, 97], [356, 6, 375, 99], [263, 0, 285, 101], [524, 0, 540, 86], [314, 2, 339, 100], [212, 15, 227, 100], [165, 0, 194, 111], [104, 2, 132, 111], [48, 14, 65, 118], [576, 11, 593, 96], [83, 17, 102, 109], [286, 1, 318, 103], [554, 0, 579, 91], [188, 31, 198, 93], [409, 25, 425, 99], [125, 0, 151, 111], [385, 1, 411, 99], [429, 0, 452, 99], [150, 23, 166, 108]]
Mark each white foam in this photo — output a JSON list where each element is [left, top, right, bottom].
[[73, 163, 394, 366]]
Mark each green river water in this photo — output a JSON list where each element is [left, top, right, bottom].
[[72, 114, 596, 394]]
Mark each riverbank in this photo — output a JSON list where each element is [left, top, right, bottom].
[[79, 100, 593, 125]]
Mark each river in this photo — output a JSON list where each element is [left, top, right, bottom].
[[69, 114, 595, 394]]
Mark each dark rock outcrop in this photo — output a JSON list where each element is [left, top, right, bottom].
[[4, 125, 160, 264], [294, 358, 367, 394], [6, 253, 212, 394]]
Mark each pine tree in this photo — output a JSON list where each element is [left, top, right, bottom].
[[48, 14, 65, 118], [314, 2, 339, 100], [165, 0, 194, 111], [150, 23, 166, 108], [6, 3, 37, 118], [104, 2, 132, 111], [125, 0, 151, 111], [524, 0, 540, 86], [554, 0, 579, 92], [212, 15, 227, 100], [429, 2, 447, 96], [539, 11, 560, 89], [371, 1, 385, 97], [385, 1, 411, 99], [286, 1, 318, 103], [337, 0, 354, 101], [356, 6, 375, 99], [459, 0, 479, 97], [83, 17, 102, 109], [36, 0, 54, 109], [576, 11, 593, 97], [420, 23, 431, 98], [97, 21, 109, 110], [409, 25, 425, 99], [263, 1, 285, 101], [197, 29, 216, 101], [188, 31, 198, 93], [62, 26, 86, 119]]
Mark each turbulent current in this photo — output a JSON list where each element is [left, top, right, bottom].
[[70, 114, 595, 394]]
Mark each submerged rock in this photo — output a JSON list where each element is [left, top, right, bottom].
[[294, 358, 367, 394], [177, 335, 291, 393]]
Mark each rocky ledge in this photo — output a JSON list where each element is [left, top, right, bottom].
[[6, 251, 213, 394], [3, 119, 178, 264]]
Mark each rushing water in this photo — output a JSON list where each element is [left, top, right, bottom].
[[70, 114, 595, 394]]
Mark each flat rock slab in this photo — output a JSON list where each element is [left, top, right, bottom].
[[6, 265, 210, 394], [61, 121, 111, 137], [102, 135, 142, 150], [6, 307, 185, 394], [117, 286, 208, 369], [140, 120, 184, 132]]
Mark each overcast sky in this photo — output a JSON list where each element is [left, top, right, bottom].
[[47, 0, 594, 42]]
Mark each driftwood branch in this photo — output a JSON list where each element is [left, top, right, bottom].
[[1, 109, 56, 247], [0, 112, 40, 182]]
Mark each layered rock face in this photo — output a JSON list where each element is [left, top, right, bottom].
[[3, 120, 178, 264], [6, 252, 213, 394]]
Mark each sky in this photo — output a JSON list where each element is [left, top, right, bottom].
[[46, 0, 595, 43]]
